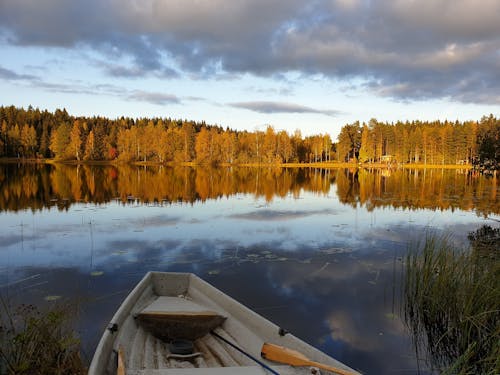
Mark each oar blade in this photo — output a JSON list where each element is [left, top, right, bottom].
[[261, 342, 357, 375], [261, 343, 310, 366]]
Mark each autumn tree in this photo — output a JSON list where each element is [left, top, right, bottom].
[[220, 130, 237, 163], [337, 122, 361, 162], [195, 126, 211, 164], [7, 124, 21, 157], [262, 126, 278, 163], [83, 130, 95, 160], [358, 124, 372, 163], [49, 123, 71, 159], [117, 128, 134, 161], [69, 120, 83, 161], [180, 122, 195, 162], [0, 120, 7, 156], [476, 114, 500, 168], [21, 124, 37, 157], [278, 130, 293, 163]]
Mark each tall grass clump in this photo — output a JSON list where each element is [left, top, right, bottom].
[[404, 226, 499, 375], [0, 298, 86, 374]]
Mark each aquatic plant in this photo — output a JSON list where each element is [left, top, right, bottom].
[[404, 226, 499, 374], [0, 298, 86, 374]]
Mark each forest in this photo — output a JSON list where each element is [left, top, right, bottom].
[[0, 106, 498, 167]]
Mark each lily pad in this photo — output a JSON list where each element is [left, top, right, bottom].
[[208, 270, 220, 275], [44, 295, 61, 301], [90, 271, 104, 276]]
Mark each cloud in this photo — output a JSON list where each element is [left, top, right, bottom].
[[0, 0, 499, 104], [231, 101, 339, 116], [0, 66, 37, 81], [0, 64, 182, 106], [127, 91, 181, 105], [230, 209, 335, 221]]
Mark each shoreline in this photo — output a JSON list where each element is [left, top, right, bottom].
[[0, 157, 475, 169]]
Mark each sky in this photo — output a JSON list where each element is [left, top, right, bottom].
[[0, 0, 498, 139]]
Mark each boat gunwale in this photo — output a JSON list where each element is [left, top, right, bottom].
[[89, 271, 154, 373], [89, 272, 360, 374]]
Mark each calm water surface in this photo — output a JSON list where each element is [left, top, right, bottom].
[[0, 164, 498, 374]]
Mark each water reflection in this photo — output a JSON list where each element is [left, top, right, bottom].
[[1, 164, 498, 374], [0, 164, 497, 215]]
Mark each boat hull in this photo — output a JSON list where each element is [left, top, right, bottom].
[[89, 272, 359, 374]]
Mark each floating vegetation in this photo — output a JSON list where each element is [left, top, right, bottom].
[[90, 271, 104, 277], [404, 226, 499, 375], [44, 295, 62, 301], [208, 270, 220, 275], [320, 247, 352, 254], [112, 250, 128, 255]]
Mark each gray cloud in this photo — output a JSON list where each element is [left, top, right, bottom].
[[0, 64, 182, 106], [0, 66, 37, 81], [127, 91, 181, 105], [102, 63, 179, 79], [231, 101, 339, 116], [0, 0, 499, 104], [230, 209, 335, 221]]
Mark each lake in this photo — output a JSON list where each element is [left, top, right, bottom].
[[0, 164, 498, 374]]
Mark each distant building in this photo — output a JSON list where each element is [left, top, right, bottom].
[[381, 155, 393, 163]]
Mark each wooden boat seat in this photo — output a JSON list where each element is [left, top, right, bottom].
[[135, 296, 226, 341]]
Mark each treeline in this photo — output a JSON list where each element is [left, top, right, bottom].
[[0, 106, 498, 167], [337, 116, 499, 168], [0, 164, 497, 216], [0, 106, 331, 164]]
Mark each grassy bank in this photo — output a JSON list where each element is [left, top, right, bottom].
[[0, 298, 86, 374], [404, 226, 499, 374]]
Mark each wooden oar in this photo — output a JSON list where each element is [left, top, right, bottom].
[[261, 343, 357, 375], [117, 346, 125, 375]]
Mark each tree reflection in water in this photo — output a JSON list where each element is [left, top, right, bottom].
[[0, 164, 498, 216]]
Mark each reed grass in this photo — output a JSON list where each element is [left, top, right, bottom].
[[0, 298, 86, 374], [404, 226, 499, 374]]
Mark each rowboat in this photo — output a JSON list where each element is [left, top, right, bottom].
[[89, 272, 359, 374]]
